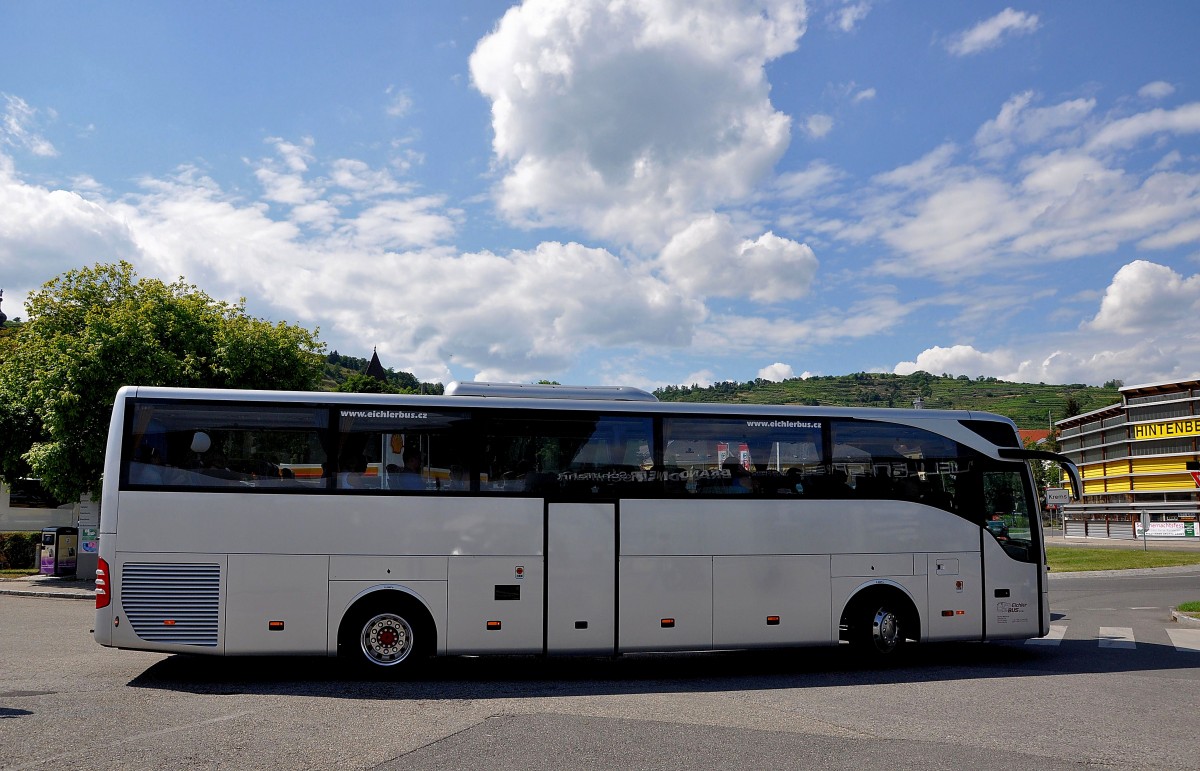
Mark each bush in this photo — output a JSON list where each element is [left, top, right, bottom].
[[0, 532, 40, 570]]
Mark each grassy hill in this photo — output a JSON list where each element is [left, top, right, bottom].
[[318, 353, 1121, 431], [653, 372, 1120, 430], [320, 351, 444, 394]]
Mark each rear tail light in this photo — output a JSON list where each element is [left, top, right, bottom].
[[95, 557, 110, 609]]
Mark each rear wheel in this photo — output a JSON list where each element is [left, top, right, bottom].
[[359, 611, 417, 666], [342, 598, 431, 673]]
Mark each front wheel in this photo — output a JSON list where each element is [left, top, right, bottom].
[[846, 596, 913, 657], [864, 604, 904, 654]]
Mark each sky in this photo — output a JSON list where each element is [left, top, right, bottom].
[[2, 1, 1199, 390]]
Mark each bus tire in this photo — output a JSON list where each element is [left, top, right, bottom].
[[844, 589, 916, 657], [341, 595, 432, 673]]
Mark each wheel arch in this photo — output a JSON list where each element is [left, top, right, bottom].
[[839, 579, 922, 644], [336, 585, 439, 658]]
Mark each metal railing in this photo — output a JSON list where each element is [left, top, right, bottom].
[[1063, 505, 1199, 541], [1064, 518, 1136, 540]]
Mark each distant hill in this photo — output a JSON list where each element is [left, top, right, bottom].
[[653, 372, 1121, 430], [321, 351, 444, 394]]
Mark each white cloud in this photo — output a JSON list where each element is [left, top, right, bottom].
[[895, 340, 1199, 388], [335, 196, 459, 251], [329, 159, 412, 198], [830, 2, 871, 33], [804, 114, 834, 139], [946, 8, 1040, 57], [0, 139, 708, 383], [1086, 260, 1200, 333], [835, 95, 1200, 279], [852, 87, 876, 103], [695, 294, 915, 356], [876, 176, 1029, 275], [1087, 102, 1200, 151], [1139, 81, 1175, 100], [0, 152, 137, 305], [775, 161, 843, 199], [1153, 150, 1182, 172], [250, 139, 438, 238], [872, 143, 959, 188], [254, 137, 322, 206], [1, 94, 57, 157], [1139, 219, 1200, 250], [380, 241, 703, 382], [385, 87, 414, 118], [758, 362, 795, 381], [468, 0, 804, 250], [657, 214, 817, 303], [893, 260, 1200, 385], [974, 92, 1095, 160], [894, 344, 1017, 378]]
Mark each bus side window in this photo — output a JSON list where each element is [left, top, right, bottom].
[[124, 403, 329, 491]]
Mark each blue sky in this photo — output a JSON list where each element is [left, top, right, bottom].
[[2, 1, 1199, 389]]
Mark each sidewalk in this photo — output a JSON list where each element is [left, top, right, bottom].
[[0, 574, 96, 600]]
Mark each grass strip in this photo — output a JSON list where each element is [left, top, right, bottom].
[[0, 569, 42, 578], [1046, 546, 1200, 573]]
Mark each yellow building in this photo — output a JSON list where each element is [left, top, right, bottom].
[[1057, 379, 1200, 523]]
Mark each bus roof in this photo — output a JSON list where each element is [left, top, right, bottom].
[[445, 381, 658, 401], [118, 384, 1014, 425]]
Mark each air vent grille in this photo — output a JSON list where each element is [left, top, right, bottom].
[[121, 562, 221, 647]]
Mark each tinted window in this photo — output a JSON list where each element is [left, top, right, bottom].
[[337, 407, 472, 492], [125, 402, 329, 489], [830, 420, 966, 512], [662, 416, 824, 496], [481, 414, 655, 498]]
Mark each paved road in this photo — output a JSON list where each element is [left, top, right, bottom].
[[2, 568, 1199, 770]]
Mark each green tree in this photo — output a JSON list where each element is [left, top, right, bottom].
[[0, 261, 325, 503], [1022, 433, 1062, 505], [336, 373, 391, 394]]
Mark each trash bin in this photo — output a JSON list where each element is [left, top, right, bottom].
[[40, 527, 78, 577]]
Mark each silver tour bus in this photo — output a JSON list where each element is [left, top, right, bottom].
[[94, 383, 1080, 670]]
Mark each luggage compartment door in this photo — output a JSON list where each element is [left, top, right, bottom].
[[546, 503, 616, 654]]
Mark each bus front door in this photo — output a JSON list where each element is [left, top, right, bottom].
[[546, 503, 616, 654], [981, 469, 1043, 639]]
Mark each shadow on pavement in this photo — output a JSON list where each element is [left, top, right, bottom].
[[127, 638, 1200, 700]]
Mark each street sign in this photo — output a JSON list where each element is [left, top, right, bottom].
[[1045, 488, 1070, 505]]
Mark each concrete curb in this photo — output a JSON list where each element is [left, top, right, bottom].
[[0, 587, 94, 600], [1172, 611, 1200, 629]]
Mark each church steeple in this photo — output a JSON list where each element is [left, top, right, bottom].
[[364, 346, 388, 382]]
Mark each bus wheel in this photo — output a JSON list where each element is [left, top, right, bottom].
[[360, 611, 416, 666], [846, 593, 914, 657], [343, 601, 429, 672]]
